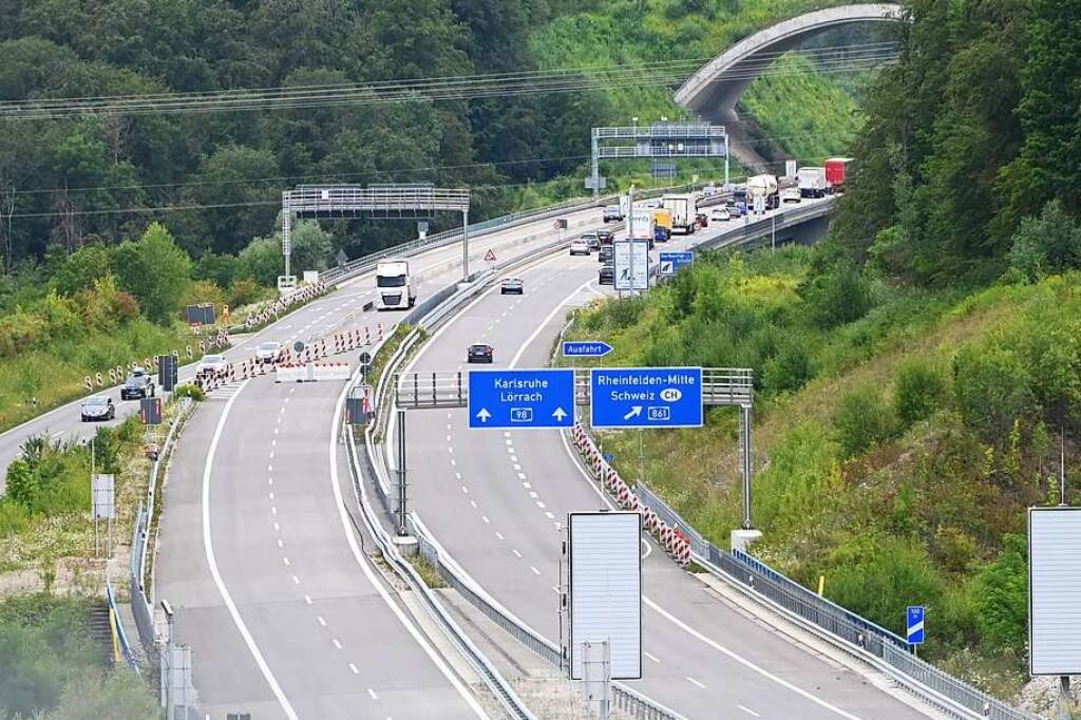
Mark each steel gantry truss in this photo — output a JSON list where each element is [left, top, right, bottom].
[[588, 122, 729, 196], [280, 184, 472, 289], [393, 367, 759, 529]]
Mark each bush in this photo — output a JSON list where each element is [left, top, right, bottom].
[[228, 278, 262, 309], [973, 534, 1028, 654], [172, 383, 206, 402], [800, 264, 873, 329], [893, 358, 947, 427], [832, 385, 896, 457], [952, 343, 1034, 442], [762, 337, 814, 394], [1006, 200, 1081, 282]]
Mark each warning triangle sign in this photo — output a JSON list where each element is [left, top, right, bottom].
[[484, 249, 497, 263]]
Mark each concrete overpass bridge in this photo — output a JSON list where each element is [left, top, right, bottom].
[[674, 3, 904, 170]]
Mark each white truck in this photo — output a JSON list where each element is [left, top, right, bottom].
[[747, 174, 780, 211], [797, 166, 828, 198], [661, 193, 697, 234], [375, 259, 416, 310], [627, 206, 656, 247]]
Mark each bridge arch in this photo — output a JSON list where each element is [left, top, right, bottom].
[[675, 3, 904, 166]]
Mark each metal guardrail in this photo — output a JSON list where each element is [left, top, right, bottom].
[[106, 580, 140, 675], [131, 397, 195, 649], [626, 477, 1037, 720]]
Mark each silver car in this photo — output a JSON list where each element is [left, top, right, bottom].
[[196, 354, 229, 375], [81, 395, 115, 422], [254, 341, 282, 364]]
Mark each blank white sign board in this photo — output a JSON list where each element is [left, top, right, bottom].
[[568, 511, 642, 680], [1029, 506, 1081, 675]]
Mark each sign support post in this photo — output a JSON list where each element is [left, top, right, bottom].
[[396, 408, 408, 536]]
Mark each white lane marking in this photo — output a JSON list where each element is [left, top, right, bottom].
[[545, 511, 555, 520], [455, 472, 463, 480], [450, 458, 456, 466], [513, 464, 521, 471], [517, 472, 527, 480], [523, 482, 532, 489], [529, 491, 538, 499], [271, 506, 277, 515], [686, 676, 706, 689], [647, 598, 864, 719], [317, 616, 327, 627], [448, 446, 454, 454], [509, 455, 518, 463], [481, 515, 490, 524], [269, 451, 275, 460], [333, 638, 342, 650], [536, 501, 546, 509], [284, 397, 289, 404], [291, 575, 300, 585], [274, 427, 280, 435], [274, 523, 280, 532], [738, 706, 761, 718], [503, 431, 511, 438], [283, 557, 290, 566], [304, 595, 312, 605], [461, 485, 469, 494], [268, 464, 273, 472], [277, 539, 284, 548], [269, 492, 275, 500], [470, 500, 478, 508], [509, 277, 595, 368], [446, 435, 451, 442], [561, 428, 867, 720], [52, 431, 65, 439], [530, 566, 541, 576], [495, 532, 504, 540], [200, 379, 300, 720], [268, 478, 273, 486], [367, 688, 378, 700], [512, 549, 522, 558], [504, 439, 513, 446], [644, 651, 661, 663], [272, 439, 276, 447], [328, 370, 491, 720], [349, 663, 359, 674]]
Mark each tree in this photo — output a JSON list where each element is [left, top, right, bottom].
[[47, 246, 112, 297], [112, 223, 192, 324], [1005, 200, 1081, 282]]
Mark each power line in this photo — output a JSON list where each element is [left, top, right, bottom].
[[0, 43, 897, 121]]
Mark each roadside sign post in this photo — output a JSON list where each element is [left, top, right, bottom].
[[590, 367, 703, 429], [468, 369, 575, 429], [658, 251, 693, 277], [562, 341, 613, 358], [906, 605, 925, 653]]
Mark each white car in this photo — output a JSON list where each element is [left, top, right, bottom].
[[710, 206, 731, 222], [196, 354, 229, 375], [254, 341, 282, 364], [569, 239, 591, 256]]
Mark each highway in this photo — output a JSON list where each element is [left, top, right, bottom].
[[0, 209, 597, 494], [154, 207, 606, 718], [393, 198, 936, 720]]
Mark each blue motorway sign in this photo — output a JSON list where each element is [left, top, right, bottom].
[[562, 340, 613, 358], [468, 369, 575, 429], [906, 605, 925, 645], [658, 251, 694, 276], [590, 367, 703, 428]]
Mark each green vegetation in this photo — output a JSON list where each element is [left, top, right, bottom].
[[569, 246, 1081, 694], [0, 593, 158, 720]]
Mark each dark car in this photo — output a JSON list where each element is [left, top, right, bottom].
[[81, 396, 115, 422], [598, 265, 615, 286], [597, 245, 614, 264], [120, 367, 155, 400], [467, 343, 494, 363], [596, 229, 615, 245], [696, 212, 709, 228]]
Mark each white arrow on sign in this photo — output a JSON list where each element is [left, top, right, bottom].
[[623, 406, 642, 421], [476, 408, 492, 422], [552, 407, 567, 421]]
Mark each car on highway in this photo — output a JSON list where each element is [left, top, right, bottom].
[[500, 277, 524, 295], [598, 264, 615, 285], [196, 354, 229, 376], [597, 245, 614, 264], [467, 343, 494, 363], [580, 232, 601, 251], [596, 229, 615, 245], [254, 341, 283, 364], [569, 239, 591, 256], [81, 395, 115, 422], [711, 206, 731, 222], [120, 367, 155, 400], [696, 212, 709, 229], [602, 204, 623, 222]]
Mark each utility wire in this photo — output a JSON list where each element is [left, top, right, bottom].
[[0, 43, 896, 120]]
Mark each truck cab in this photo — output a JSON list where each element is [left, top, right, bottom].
[[376, 259, 416, 310]]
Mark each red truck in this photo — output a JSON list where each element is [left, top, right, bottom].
[[824, 158, 854, 192]]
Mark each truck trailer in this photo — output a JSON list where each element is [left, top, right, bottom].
[[797, 166, 828, 198], [661, 193, 697, 234], [747, 174, 780, 211], [824, 158, 854, 192]]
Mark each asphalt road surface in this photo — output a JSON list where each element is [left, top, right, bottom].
[[392, 199, 935, 720]]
